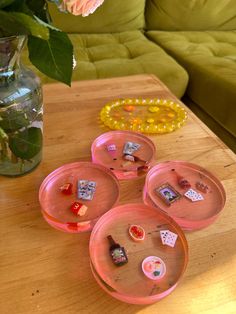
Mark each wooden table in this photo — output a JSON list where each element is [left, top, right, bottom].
[[1, 74, 236, 314]]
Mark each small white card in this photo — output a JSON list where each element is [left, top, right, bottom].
[[160, 230, 178, 247], [184, 188, 204, 202]]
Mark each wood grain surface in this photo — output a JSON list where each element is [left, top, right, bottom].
[[1, 74, 236, 314]]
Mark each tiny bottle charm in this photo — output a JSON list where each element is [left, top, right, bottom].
[[107, 235, 128, 266]]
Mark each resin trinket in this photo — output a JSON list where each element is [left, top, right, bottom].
[[129, 225, 145, 241], [107, 235, 128, 266], [70, 202, 88, 216], [60, 183, 73, 195], [155, 183, 181, 205], [171, 169, 191, 189], [142, 256, 166, 280]]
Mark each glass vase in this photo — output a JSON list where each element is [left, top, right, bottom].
[[0, 35, 43, 176]]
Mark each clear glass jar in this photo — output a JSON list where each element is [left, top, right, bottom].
[[0, 35, 43, 176]]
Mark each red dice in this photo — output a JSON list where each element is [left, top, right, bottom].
[[60, 183, 73, 195], [70, 202, 88, 216]]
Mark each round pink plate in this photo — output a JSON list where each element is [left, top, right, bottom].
[[39, 162, 120, 233], [91, 131, 156, 180], [89, 203, 188, 304], [143, 161, 226, 230]]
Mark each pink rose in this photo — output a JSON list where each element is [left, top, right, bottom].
[[61, 0, 105, 17]]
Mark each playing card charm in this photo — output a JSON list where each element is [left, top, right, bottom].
[[123, 141, 140, 155], [184, 188, 204, 202], [78, 180, 96, 201], [160, 230, 178, 247]]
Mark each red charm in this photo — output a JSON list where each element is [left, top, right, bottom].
[[171, 169, 191, 189], [129, 225, 145, 241], [70, 202, 88, 216], [60, 183, 73, 195], [196, 181, 209, 193]]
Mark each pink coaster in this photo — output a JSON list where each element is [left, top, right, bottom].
[[39, 162, 120, 233], [143, 161, 226, 230], [91, 131, 156, 180], [89, 203, 188, 304]]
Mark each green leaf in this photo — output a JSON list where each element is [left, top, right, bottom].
[[0, 10, 29, 36], [28, 29, 73, 85], [0, 0, 15, 9], [0, 110, 30, 132], [9, 127, 42, 159], [10, 12, 49, 39]]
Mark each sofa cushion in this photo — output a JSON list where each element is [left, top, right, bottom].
[[22, 31, 188, 98], [145, 0, 236, 31], [70, 31, 188, 97], [147, 30, 236, 137], [48, 0, 145, 33]]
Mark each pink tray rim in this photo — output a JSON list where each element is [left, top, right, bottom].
[[38, 161, 120, 233], [89, 203, 189, 303], [91, 130, 156, 180], [144, 160, 226, 229]]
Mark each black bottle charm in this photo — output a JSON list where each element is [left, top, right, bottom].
[[107, 235, 128, 266]]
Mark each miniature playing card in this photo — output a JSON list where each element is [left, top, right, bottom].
[[160, 230, 169, 245], [78, 180, 96, 200], [164, 231, 178, 247], [160, 230, 178, 247], [184, 188, 204, 202], [123, 141, 140, 155]]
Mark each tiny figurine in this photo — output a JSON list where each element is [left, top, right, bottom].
[[78, 180, 96, 201], [129, 225, 145, 241], [60, 183, 73, 195], [184, 188, 204, 202], [171, 169, 191, 189], [70, 202, 88, 216], [142, 256, 166, 280], [196, 181, 209, 193], [155, 183, 181, 205], [160, 230, 178, 247], [107, 235, 128, 266]]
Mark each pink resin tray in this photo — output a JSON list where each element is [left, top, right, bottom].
[[91, 131, 156, 180], [89, 203, 188, 304], [143, 161, 226, 230], [39, 162, 120, 233]]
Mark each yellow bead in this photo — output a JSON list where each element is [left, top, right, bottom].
[[148, 106, 159, 113], [146, 118, 155, 124]]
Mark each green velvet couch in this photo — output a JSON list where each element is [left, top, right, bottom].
[[23, 0, 236, 151]]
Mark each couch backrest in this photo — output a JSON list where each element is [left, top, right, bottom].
[[145, 0, 236, 31], [48, 0, 146, 33]]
